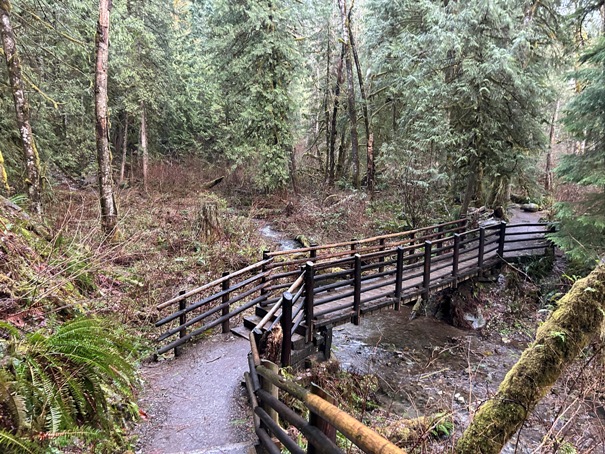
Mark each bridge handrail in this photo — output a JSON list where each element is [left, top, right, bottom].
[[265, 219, 467, 258], [246, 330, 405, 454]]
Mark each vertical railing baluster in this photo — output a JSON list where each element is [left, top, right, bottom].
[[394, 247, 404, 310], [175, 289, 187, 357], [304, 261, 315, 343], [422, 241, 432, 302], [280, 292, 293, 367], [436, 225, 445, 255], [260, 250, 269, 298], [497, 221, 507, 261], [478, 227, 486, 270], [353, 254, 361, 325], [378, 238, 386, 273], [452, 234, 460, 287], [221, 271, 230, 333], [409, 232, 416, 259]]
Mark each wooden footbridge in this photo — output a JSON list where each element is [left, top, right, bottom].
[[154, 217, 552, 454]]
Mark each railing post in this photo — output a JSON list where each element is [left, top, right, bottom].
[[261, 360, 280, 425], [378, 238, 386, 273], [280, 292, 293, 367], [478, 227, 486, 270], [548, 224, 556, 257], [422, 241, 432, 302], [310, 244, 317, 261], [175, 290, 187, 358], [308, 384, 337, 454], [260, 250, 269, 298], [409, 232, 416, 259], [221, 271, 231, 333], [436, 225, 445, 255], [353, 254, 361, 325], [394, 246, 404, 310], [304, 261, 315, 343], [497, 221, 507, 261], [460, 219, 467, 249], [452, 234, 460, 287]]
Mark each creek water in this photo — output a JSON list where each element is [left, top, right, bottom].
[[259, 224, 302, 251]]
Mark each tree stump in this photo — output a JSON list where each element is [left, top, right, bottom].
[[194, 202, 221, 241]]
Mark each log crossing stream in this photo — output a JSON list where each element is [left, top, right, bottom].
[[149, 215, 553, 453]]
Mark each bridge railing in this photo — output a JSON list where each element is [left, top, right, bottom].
[[154, 259, 284, 356], [246, 325, 404, 454], [155, 220, 554, 357]]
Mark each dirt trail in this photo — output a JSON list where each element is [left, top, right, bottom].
[[134, 334, 255, 454]]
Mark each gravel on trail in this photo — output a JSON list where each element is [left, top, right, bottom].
[[134, 334, 256, 454]]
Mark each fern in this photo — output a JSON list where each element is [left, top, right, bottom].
[[0, 316, 139, 452], [0, 430, 41, 454]]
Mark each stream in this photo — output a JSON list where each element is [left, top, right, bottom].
[[258, 223, 303, 251]]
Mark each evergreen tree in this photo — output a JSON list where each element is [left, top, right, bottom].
[[554, 35, 605, 262], [366, 0, 557, 215], [207, 0, 300, 190]]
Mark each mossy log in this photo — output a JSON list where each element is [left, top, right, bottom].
[[456, 264, 605, 454]]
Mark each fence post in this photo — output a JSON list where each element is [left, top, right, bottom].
[[175, 290, 187, 358], [353, 254, 362, 325], [422, 241, 432, 302], [304, 261, 315, 343], [308, 384, 337, 454], [310, 244, 317, 261], [452, 234, 460, 287], [497, 221, 507, 261], [261, 360, 280, 426], [378, 238, 386, 273], [221, 272, 231, 333], [394, 246, 404, 310], [280, 292, 293, 367]]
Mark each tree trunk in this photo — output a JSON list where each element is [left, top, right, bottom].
[[456, 264, 605, 454], [328, 43, 345, 186], [338, 0, 360, 189], [348, 10, 374, 195], [545, 99, 559, 193], [0, 0, 42, 214], [323, 27, 331, 179], [0, 148, 9, 193], [140, 101, 148, 192], [95, 0, 118, 235], [119, 114, 129, 186], [336, 126, 347, 180]]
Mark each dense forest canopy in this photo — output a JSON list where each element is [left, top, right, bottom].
[[0, 0, 603, 260]]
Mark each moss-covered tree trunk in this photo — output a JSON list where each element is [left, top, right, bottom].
[[456, 264, 605, 454], [95, 0, 118, 235], [0, 0, 42, 214]]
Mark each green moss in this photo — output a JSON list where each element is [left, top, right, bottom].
[[456, 265, 605, 454]]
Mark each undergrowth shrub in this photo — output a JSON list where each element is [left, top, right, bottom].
[[0, 317, 139, 453]]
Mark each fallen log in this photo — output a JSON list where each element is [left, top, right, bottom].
[[456, 264, 605, 454]]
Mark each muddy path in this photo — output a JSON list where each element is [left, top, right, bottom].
[[134, 334, 255, 454]]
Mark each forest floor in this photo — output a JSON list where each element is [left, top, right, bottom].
[[129, 198, 604, 453], [42, 164, 604, 453]]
